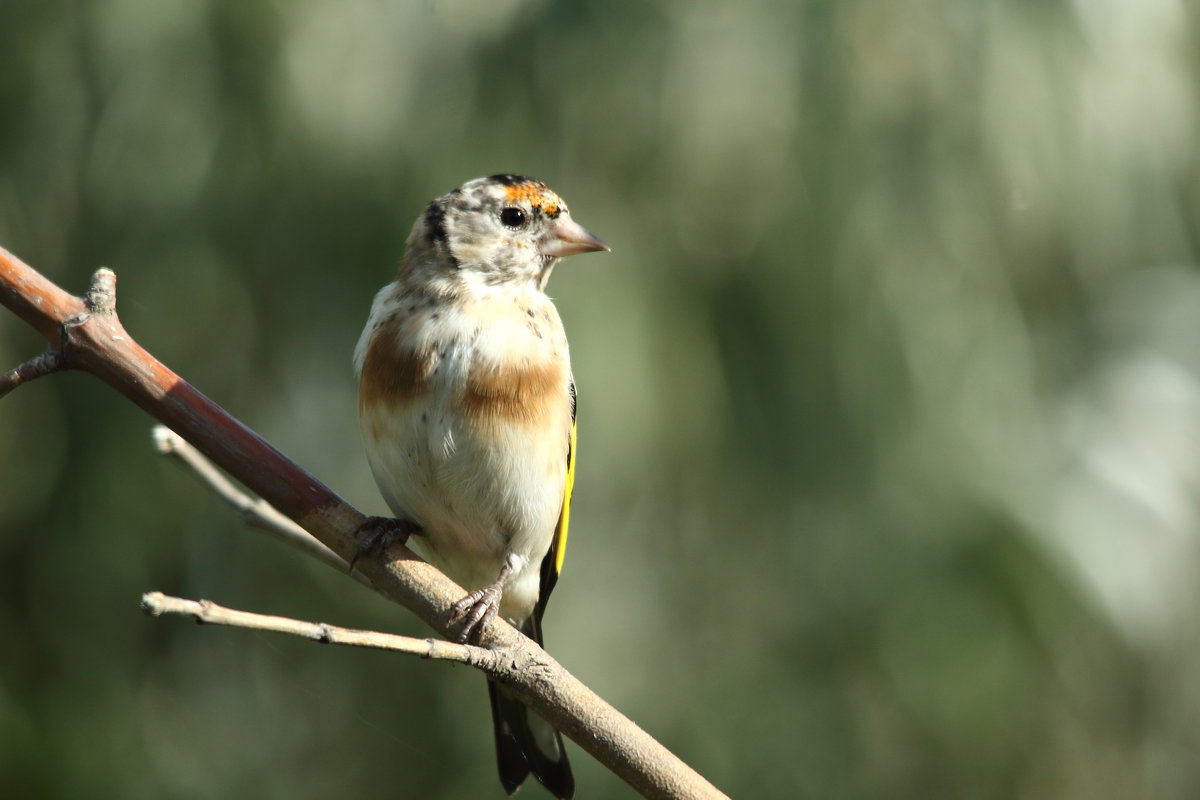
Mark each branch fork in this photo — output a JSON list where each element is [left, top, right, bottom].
[[0, 267, 118, 398]]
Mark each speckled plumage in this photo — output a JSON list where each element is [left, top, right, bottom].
[[354, 175, 607, 799]]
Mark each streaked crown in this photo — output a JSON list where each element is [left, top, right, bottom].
[[402, 175, 607, 288]]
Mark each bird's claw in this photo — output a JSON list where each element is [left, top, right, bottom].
[[349, 516, 418, 573], [449, 584, 503, 643]]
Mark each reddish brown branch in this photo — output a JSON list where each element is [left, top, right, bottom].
[[0, 268, 115, 397], [0, 244, 728, 800]]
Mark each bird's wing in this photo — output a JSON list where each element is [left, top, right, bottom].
[[534, 380, 576, 628]]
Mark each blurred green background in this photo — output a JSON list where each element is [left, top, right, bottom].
[[3, 1, 1200, 798]]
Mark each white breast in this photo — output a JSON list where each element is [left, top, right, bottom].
[[356, 281, 572, 623]]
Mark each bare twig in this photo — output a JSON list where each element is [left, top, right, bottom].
[[150, 425, 372, 585], [0, 245, 729, 800], [140, 591, 490, 664], [0, 351, 65, 398]]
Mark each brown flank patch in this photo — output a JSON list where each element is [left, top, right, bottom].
[[358, 333, 433, 410], [463, 359, 565, 426]]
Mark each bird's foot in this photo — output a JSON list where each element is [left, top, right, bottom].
[[449, 583, 503, 643], [449, 563, 513, 643], [349, 516, 419, 573]]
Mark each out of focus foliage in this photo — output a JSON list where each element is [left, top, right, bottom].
[[3, 2, 1200, 798]]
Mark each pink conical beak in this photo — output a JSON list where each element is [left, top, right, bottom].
[[541, 216, 610, 257]]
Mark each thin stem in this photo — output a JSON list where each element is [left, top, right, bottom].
[[152, 425, 372, 586], [140, 591, 490, 664], [0, 351, 65, 398]]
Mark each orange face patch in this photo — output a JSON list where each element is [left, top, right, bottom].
[[503, 181, 562, 218]]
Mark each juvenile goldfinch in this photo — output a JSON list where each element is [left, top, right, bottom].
[[354, 174, 607, 799]]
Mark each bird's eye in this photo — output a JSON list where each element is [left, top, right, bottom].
[[499, 207, 527, 228]]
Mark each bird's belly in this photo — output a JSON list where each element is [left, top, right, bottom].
[[361, 395, 566, 617]]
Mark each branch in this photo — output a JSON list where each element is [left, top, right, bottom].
[[140, 591, 490, 664], [151, 425, 374, 587], [0, 350, 65, 398], [0, 245, 728, 800]]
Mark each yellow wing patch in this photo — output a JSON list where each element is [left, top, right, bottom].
[[553, 415, 576, 574], [535, 381, 575, 615]]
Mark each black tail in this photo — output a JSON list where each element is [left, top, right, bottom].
[[487, 616, 573, 798]]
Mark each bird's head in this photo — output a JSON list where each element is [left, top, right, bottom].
[[405, 174, 608, 289]]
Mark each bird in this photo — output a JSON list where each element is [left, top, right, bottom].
[[353, 174, 608, 799]]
